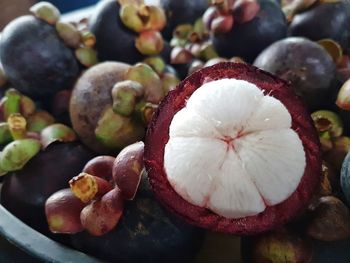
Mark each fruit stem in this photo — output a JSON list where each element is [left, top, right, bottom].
[[3, 89, 21, 120], [7, 113, 27, 140], [69, 172, 114, 203]]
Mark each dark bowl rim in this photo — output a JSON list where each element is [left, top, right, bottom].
[[0, 204, 104, 263]]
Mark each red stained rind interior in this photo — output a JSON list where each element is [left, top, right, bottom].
[[144, 62, 322, 234]]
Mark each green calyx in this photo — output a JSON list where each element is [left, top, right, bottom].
[[8, 113, 27, 140], [41, 123, 77, 148], [119, 4, 166, 33], [75, 47, 98, 68], [95, 107, 145, 150], [111, 80, 144, 117], [135, 101, 158, 125], [311, 110, 343, 138], [27, 111, 55, 133], [161, 73, 180, 94], [125, 63, 164, 104], [1, 89, 21, 121], [143, 56, 166, 76], [56, 21, 81, 49], [0, 123, 12, 145], [80, 31, 96, 48], [29, 1, 61, 25], [0, 139, 41, 172]]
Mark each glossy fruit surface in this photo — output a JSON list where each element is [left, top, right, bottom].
[[254, 37, 336, 111], [1, 143, 94, 235], [0, 16, 79, 98], [70, 174, 204, 263], [289, 1, 350, 50], [212, 0, 287, 62], [88, 0, 143, 64]]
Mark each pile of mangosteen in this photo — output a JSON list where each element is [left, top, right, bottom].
[[1, 0, 350, 262]]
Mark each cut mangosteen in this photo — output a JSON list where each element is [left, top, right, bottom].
[[144, 62, 322, 234]]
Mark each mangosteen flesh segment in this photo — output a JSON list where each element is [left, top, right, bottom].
[[144, 62, 322, 234]]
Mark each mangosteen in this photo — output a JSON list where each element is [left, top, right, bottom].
[[241, 227, 313, 263], [88, 0, 143, 63], [254, 37, 336, 112], [1, 143, 95, 236], [160, 0, 209, 40], [0, 15, 79, 98], [306, 196, 350, 242], [70, 173, 205, 263], [211, 0, 287, 63], [288, 0, 350, 51], [70, 62, 130, 153], [70, 62, 165, 154], [89, 0, 167, 64], [144, 62, 322, 234]]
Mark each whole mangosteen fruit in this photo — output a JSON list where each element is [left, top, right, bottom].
[[288, 0, 350, 50], [88, 0, 143, 63], [241, 227, 313, 263], [1, 143, 95, 236], [70, 62, 131, 154], [210, 0, 288, 63], [144, 62, 322, 235], [89, 0, 167, 63], [160, 0, 209, 40], [0, 15, 79, 98], [70, 174, 205, 263], [254, 37, 336, 112], [70, 61, 165, 154]]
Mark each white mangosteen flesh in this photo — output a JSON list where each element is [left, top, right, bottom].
[[164, 78, 306, 218]]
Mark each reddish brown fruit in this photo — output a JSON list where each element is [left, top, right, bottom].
[[113, 141, 144, 200], [80, 187, 124, 236], [244, 227, 313, 263], [307, 196, 350, 241], [144, 62, 321, 234], [82, 156, 115, 181], [45, 188, 85, 234]]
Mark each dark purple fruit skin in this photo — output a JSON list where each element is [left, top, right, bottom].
[[212, 0, 287, 63], [71, 175, 205, 263], [160, 0, 209, 40], [253, 37, 336, 112], [1, 143, 95, 237], [0, 16, 79, 99], [242, 236, 350, 263], [88, 0, 144, 64], [289, 1, 350, 50]]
